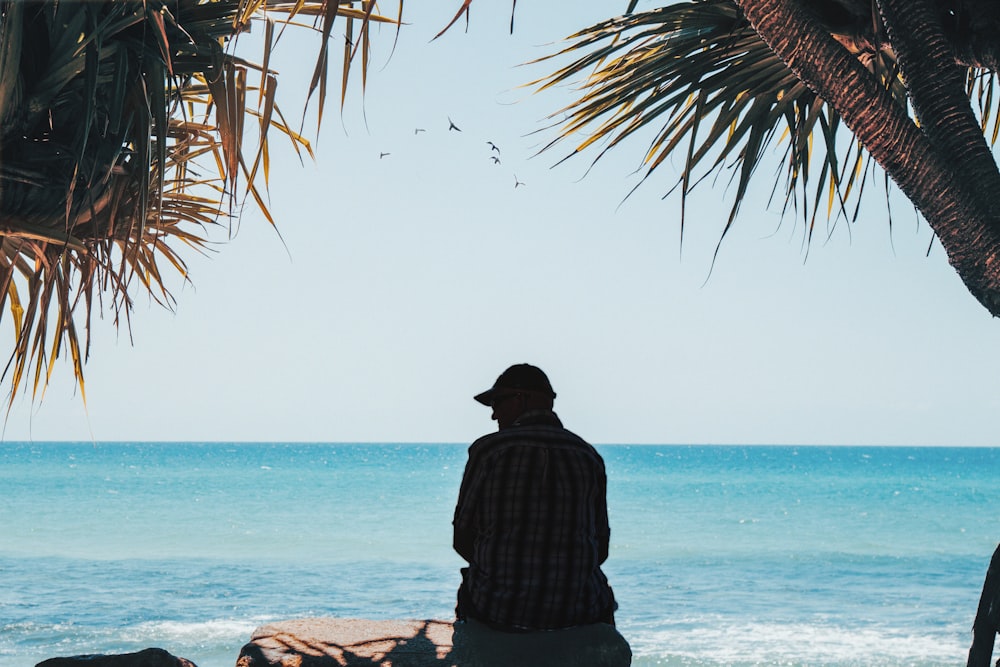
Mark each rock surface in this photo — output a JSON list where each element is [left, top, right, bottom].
[[236, 617, 631, 667], [36, 648, 197, 667], [237, 619, 453, 667]]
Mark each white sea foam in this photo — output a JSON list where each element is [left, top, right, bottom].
[[123, 618, 268, 644], [624, 619, 967, 666]]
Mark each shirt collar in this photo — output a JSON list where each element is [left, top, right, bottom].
[[511, 409, 563, 429]]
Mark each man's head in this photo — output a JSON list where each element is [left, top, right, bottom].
[[474, 363, 556, 429]]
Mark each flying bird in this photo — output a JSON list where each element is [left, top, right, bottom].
[[491, 156, 501, 165], [380, 152, 390, 159], [414, 128, 426, 135], [487, 141, 500, 153], [448, 117, 461, 132], [514, 174, 525, 188]]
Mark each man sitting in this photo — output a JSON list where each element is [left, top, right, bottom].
[[451, 363, 629, 666]]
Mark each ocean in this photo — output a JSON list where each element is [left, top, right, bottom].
[[2, 443, 998, 667]]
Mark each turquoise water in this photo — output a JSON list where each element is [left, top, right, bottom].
[[2, 443, 998, 666]]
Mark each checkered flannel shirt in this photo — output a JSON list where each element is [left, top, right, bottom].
[[453, 410, 614, 630]]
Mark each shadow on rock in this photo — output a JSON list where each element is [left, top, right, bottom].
[[236, 619, 453, 667]]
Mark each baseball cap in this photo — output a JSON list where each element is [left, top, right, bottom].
[[474, 363, 557, 405]]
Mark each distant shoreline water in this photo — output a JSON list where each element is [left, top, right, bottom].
[[3, 443, 997, 667], [7, 440, 994, 445]]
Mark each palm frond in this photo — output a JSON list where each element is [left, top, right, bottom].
[[530, 0, 908, 251], [0, 0, 398, 407]]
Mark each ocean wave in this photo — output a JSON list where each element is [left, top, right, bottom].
[[122, 618, 268, 644], [623, 618, 968, 666]]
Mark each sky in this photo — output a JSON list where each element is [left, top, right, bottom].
[[1, 1, 998, 446]]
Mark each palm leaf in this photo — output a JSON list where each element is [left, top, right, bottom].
[[530, 0, 913, 252], [0, 0, 398, 407]]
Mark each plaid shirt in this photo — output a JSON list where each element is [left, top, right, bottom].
[[453, 410, 614, 630]]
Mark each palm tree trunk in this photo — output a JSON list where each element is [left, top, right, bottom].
[[967, 543, 1000, 667], [733, 0, 1000, 317], [877, 0, 1000, 220]]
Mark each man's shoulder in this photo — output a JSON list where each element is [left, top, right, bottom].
[[470, 423, 600, 461], [471, 421, 585, 446]]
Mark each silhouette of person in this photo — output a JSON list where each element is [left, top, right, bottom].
[[453, 363, 617, 632]]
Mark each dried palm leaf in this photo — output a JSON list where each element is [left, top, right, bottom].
[[0, 0, 398, 408]]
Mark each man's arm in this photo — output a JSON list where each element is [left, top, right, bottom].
[[597, 465, 610, 564], [453, 526, 475, 562], [597, 523, 610, 563], [453, 445, 483, 562]]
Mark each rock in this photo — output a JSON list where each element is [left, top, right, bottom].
[[36, 648, 197, 667], [236, 619, 453, 667], [236, 617, 631, 667]]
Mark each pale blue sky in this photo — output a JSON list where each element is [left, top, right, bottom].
[[2, 2, 998, 445]]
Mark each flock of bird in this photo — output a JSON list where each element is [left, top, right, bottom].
[[378, 116, 526, 189]]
